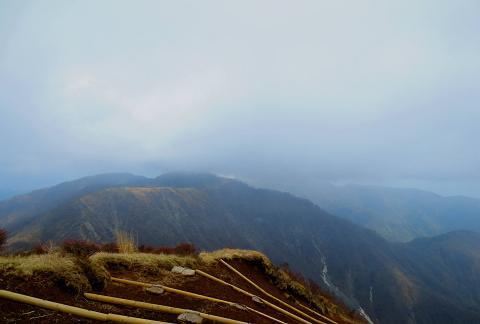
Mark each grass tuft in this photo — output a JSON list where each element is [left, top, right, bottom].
[[0, 252, 92, 292], [90, 252, 198, 275], [199, 248, 270, 265], [115, 230, 137, 254], [199, 248, 347, 319], [0, 246, 356, 322]]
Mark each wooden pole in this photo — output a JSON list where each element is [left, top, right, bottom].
[[112, 277, 232, 305], [297, 302, 339, 324], [245, 305, 288, 324], [0, 290, 167, 324], [85, 292, 249, 324], [195, 268, 313, 324], [220, 259, 331, 324], [111, 276, 287, 324]]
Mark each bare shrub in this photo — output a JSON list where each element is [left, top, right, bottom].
[[115, 230, 137, 253], [61, 240, 100, 257]]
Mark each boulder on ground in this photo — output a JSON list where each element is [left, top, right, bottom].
[[171, 266, 196, 276], [252, 295, 264, 305], [177, 312, 203, 323], [232, 303, 248, 310], [146, 285, 165, 295]]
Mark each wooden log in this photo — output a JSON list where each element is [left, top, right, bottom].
[[0, 289, 167, 324], [85, 292, 249, 324]]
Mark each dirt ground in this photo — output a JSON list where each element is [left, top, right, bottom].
[[0, 259, 344, 323]]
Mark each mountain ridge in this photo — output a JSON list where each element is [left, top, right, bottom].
[[1, 173, 480, 323], [281, 181, 480, 242]]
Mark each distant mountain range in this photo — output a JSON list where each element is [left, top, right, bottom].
[[283, 182, 480, 242], [0, 188, 24, 201], [1, 173, 480, 323]]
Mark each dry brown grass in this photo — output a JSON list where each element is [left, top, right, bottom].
[[0, 253, 78, 276], [90, 252, 198, 275], [0, 247, 359, 322], [199, 248, 354, 321], [115, 230, 137, 254], [0, 252, 94, 292], [199, 248, 271, 265]]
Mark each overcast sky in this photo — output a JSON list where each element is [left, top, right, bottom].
[[1, 0, 480, 197]]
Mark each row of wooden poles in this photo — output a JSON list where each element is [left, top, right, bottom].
[[217, 259, 337, 324], [92, 259, 337, 324], [0, 259, 337, 324], [108, 277, 285, 323], [0, 289, 168, 324]]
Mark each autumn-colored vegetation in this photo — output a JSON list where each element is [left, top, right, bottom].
[[59, 239, 197, 258], [0, 228, 6, 251], [61, 240, 101, 257], [138, 242, 197, 255]]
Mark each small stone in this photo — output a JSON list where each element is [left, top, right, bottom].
[[232, 303, 248, 310], [146, 285, 164, 295], [181, 268, 195, 276], [171, 266, 184, 273], [252, 296, 264, 304], [171, 266, 196, 276], [177, 312, 203, 323]]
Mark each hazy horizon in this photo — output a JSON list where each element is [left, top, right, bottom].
[[1, 171, 479, 203], [1, 1, 480, 197]]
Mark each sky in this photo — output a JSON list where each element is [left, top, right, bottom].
[[1, 0, 480, 197]]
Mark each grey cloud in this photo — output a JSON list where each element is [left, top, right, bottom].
[[0, 0, 479, 196]]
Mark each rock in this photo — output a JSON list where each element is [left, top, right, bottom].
[[182, 268, 195, 276], [252, 295, 264, 304], [146, 285, 164, 295], [177, 312, 203, 323], [171, 266, 196, 276], [232, 303, 248, 310]]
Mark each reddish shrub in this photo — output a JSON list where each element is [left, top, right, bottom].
[[156, 246, 175, 254], [173, 242, 196, 255], [0, 228, 7, 251], [138, 244, 156, 253], [33, 244, 48, 255], [280, 262, 309, 287], [307, 278, 323, 295], [61, 240, 100, 257], [100, 243, 118, 253], [138, 242, 197, 255]]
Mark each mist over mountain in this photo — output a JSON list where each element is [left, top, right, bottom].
[[277, 181, 480, 242], [2, 2, 480, 323], [0, 189, 23, 202], [2, 1, 480, 199], [2, 173, 480, 323]]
